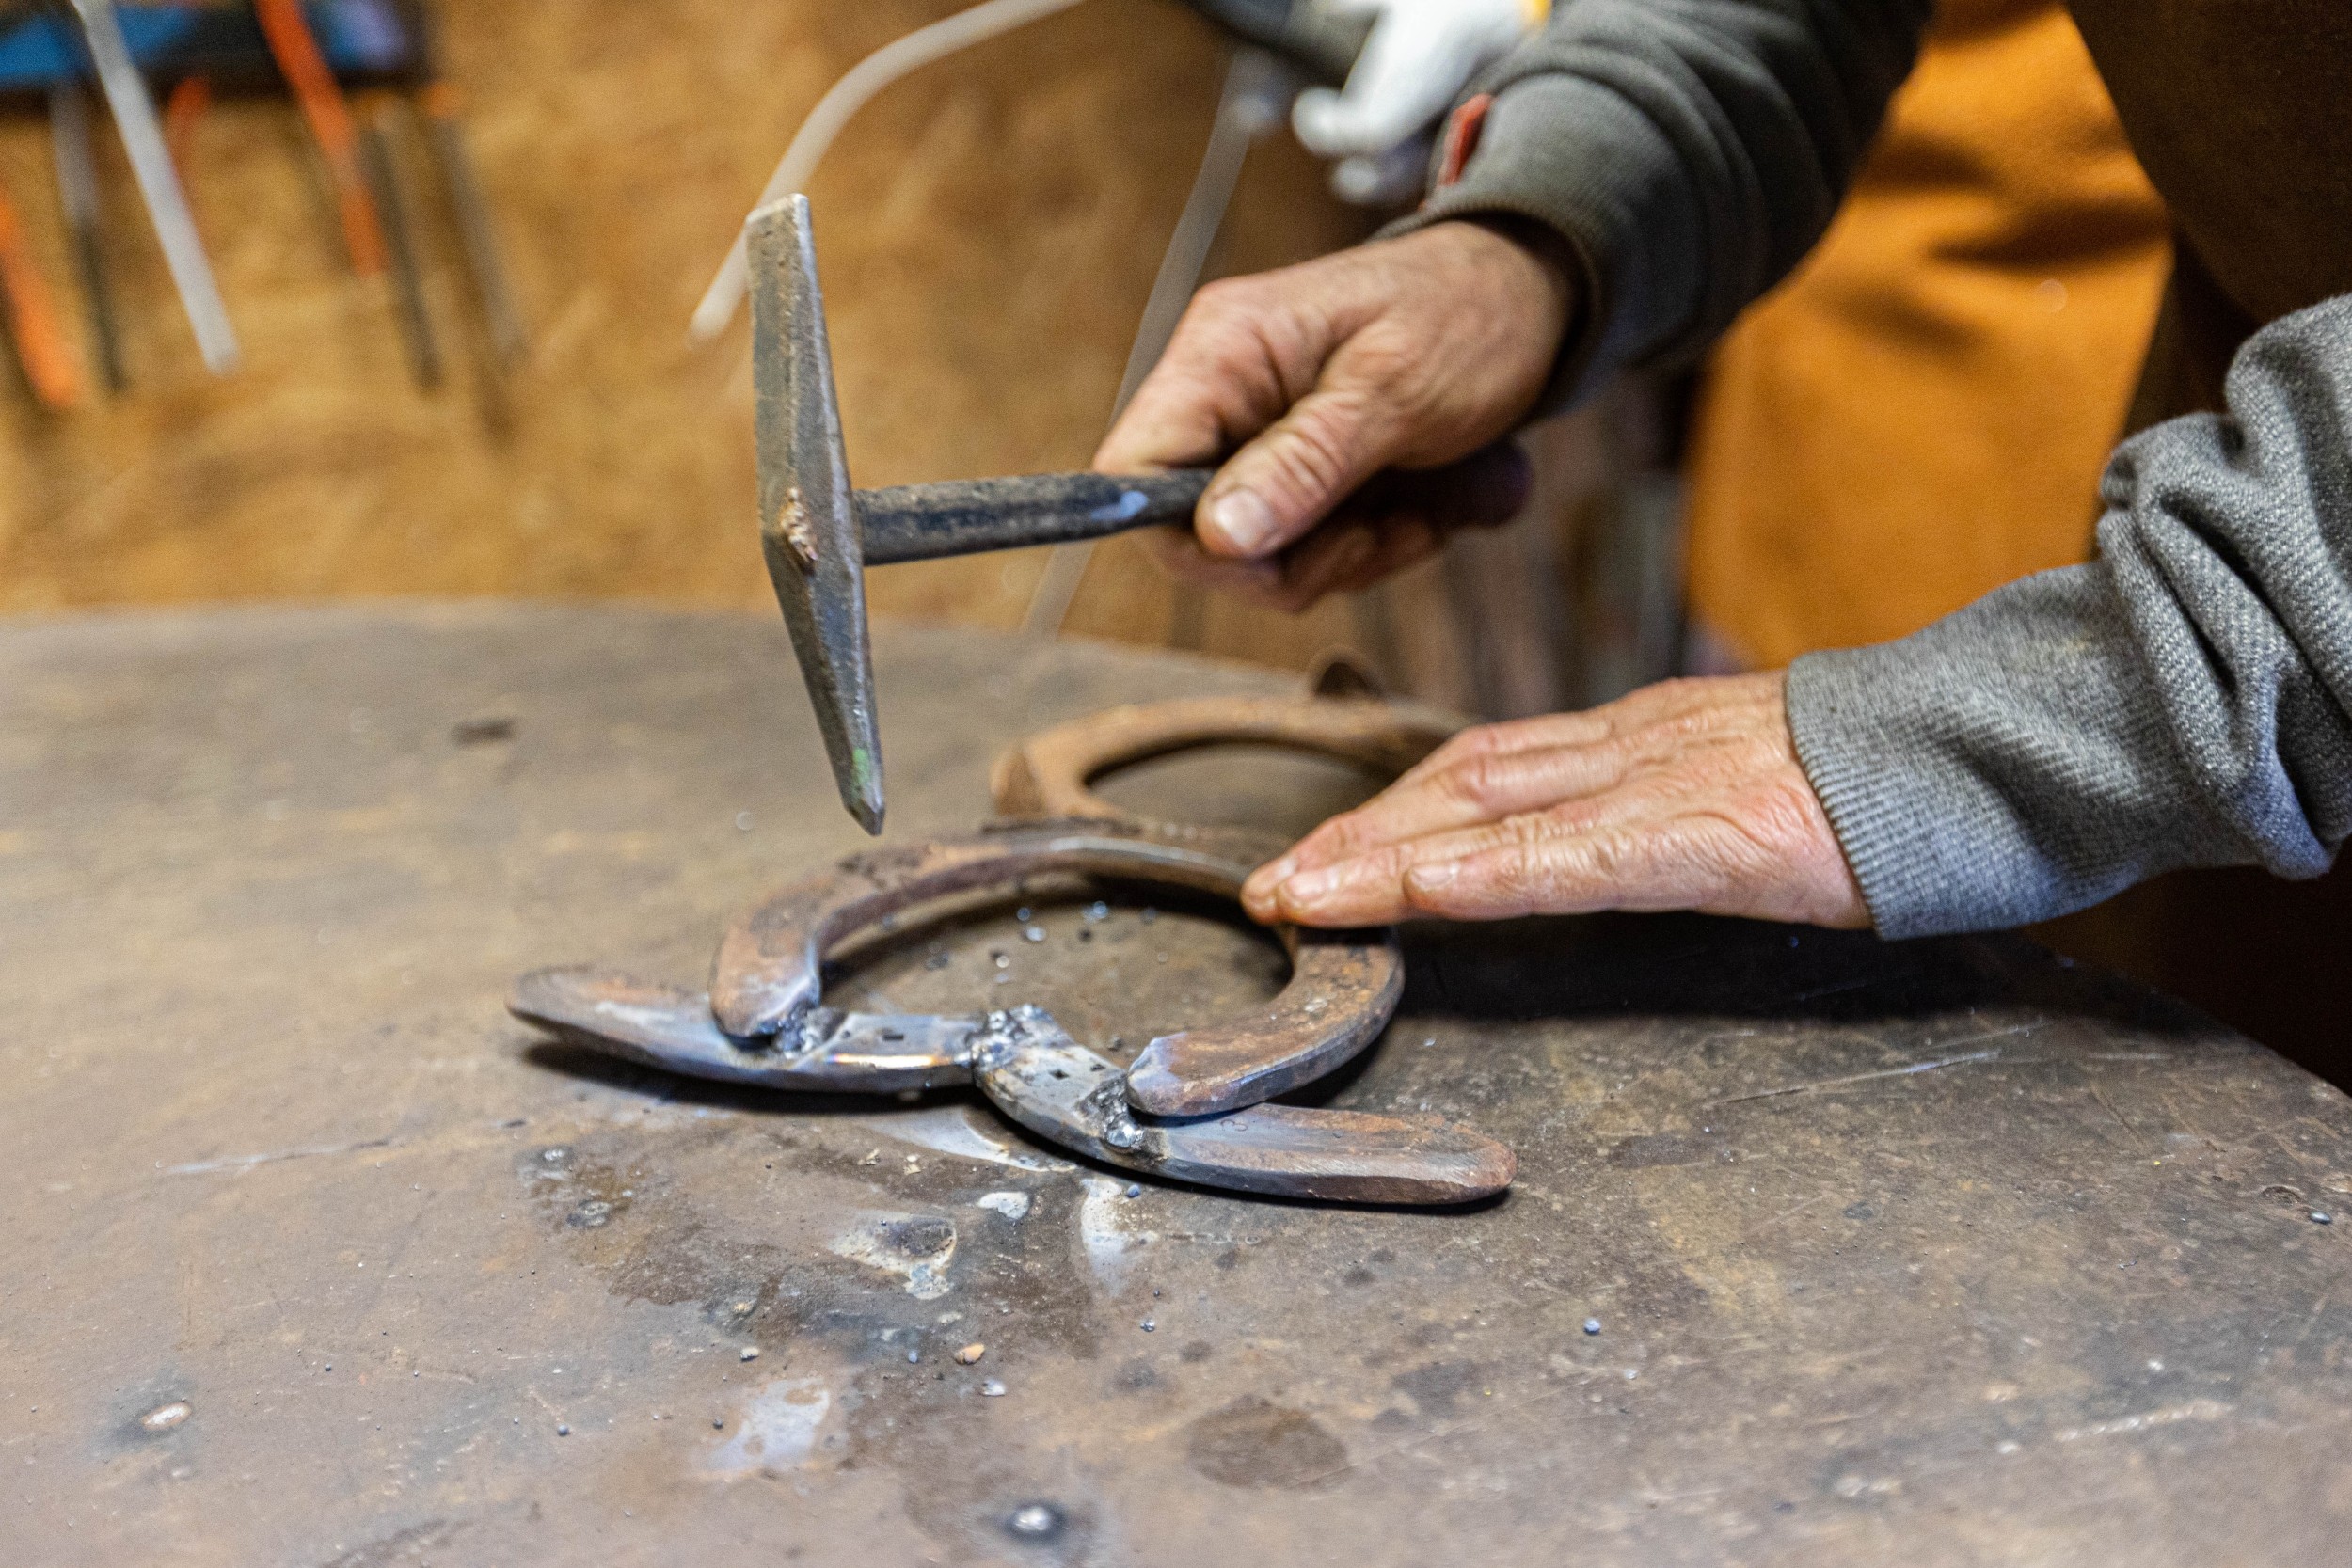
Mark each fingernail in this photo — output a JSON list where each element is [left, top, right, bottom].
[[1258, 854, 1299, 886], [1283, 866, 1336, 901], [1406, 862, 1459, 890], [1205, 488, 1279, 557]]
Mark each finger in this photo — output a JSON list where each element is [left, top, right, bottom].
[[1308, 514, 1443, 601], [1401, 824, 1718, 922], [1195, 378, 1401, 560], [1244, 721, 1597, 905], [1399, 771, 1865, 927], [1248, 718, 1793, 917], [1246, 833, 1428, 925], [1277, 727, 1632, 873], [1387, 673, 1778, 794], [1390, 709, 1613, 790], [1322, 767, 1697, 891], [1269, 803, 1729, 927], [1262, 522, 1379, 612], [1252, 515, 1439, 613], [1140, 525, 1285, 600], [1274, 807, 1865, 929], [1253, 768, 1673, 924], [1331, 440, 1533, 537], [1399, 793, 1850, 923], [1253, 672, 1870, 929], [1093, 361, 1229, 477], [1094, 276, 1330, 478], [1244, 441, 1527, 612]]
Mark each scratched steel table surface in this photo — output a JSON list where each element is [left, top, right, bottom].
[[7, 605, 2352, 1568]]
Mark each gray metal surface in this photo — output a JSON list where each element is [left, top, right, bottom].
[[6, 604, 2352, 1566]]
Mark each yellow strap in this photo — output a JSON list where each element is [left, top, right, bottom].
[[1523, 0, 1552, 24]]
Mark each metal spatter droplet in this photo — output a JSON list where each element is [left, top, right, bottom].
[[139, 1401, 192, 1433], [1005, 1501, 1064, 1540]]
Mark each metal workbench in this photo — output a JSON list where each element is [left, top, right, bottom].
[[7, 604, 2352, 1565]]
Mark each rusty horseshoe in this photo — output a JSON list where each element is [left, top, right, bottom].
[[511, 819, 1511, 1204]]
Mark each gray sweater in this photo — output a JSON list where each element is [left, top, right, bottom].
[[1406, 0, 2352, 937]]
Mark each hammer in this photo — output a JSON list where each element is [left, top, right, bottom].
[[749, 195, 1527, 833]]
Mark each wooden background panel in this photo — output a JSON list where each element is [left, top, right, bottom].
[[0, 0, 1375, 669]]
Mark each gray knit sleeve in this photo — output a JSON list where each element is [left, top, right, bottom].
[[1788, 297, 2352, 937], [1386, 0, 1931, 404]]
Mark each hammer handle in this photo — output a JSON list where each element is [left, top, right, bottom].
[[856, 470, 1213, 565]]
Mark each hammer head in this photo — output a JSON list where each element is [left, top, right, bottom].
[[747, 196, 884, 833]]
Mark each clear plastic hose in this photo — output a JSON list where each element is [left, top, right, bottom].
[[688, 0, 1090, 342]]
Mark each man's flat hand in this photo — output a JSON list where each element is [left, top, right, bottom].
[[1094, 220, 1573, 609], [1241, 673, 1871, 929]]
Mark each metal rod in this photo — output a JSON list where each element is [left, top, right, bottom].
[[64, 0, 237, 374], [48, 81, 123, 392], [859, 470, 1214, 565], [358, 100, 441, 389], [419, 82, 524, 370]]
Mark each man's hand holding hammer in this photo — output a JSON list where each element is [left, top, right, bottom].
[[1095, 219, 1869, 935], [1089, 0, 2352, 954]]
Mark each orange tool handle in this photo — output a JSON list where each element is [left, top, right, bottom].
[[164, 74, 212, 181], [0, 182, 82, 410], [252, 0, 387, 276]]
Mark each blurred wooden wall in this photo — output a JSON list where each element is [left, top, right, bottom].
[[0, 0, 1388, 671]]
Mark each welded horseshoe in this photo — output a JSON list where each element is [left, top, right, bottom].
[[511, 967, 976, 1093], [991, 693, 1462, 826], [709, 819, 1404, 1118], [507, 695, 1522, 1203], [509, 972, 1513, 1205]]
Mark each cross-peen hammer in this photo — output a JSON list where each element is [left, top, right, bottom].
[[749, 195, 1528, 833]]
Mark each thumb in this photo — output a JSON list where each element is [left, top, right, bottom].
[[1196, 381, 1397, 559]]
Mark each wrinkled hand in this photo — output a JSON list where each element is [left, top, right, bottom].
[[1093, 219, 1573, 610], [1241, 673, 1871, 929]]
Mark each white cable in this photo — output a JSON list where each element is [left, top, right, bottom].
[[689, 0, 1089, 342]]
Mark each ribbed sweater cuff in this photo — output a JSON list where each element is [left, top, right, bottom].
[[1785, 655, 1943, 938], [1784, 566, 2260, 940]]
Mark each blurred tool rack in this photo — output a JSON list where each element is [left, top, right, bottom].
[[0, 0, 520, 407], [0, 0, 430, 97]]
